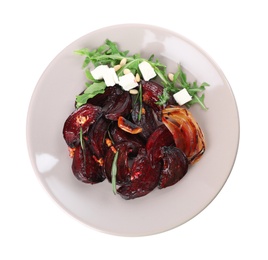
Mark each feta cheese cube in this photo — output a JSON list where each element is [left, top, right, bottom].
[[119, 73, 138, 91], [173, 88, 192, 106], [103, 67, 119, 87], [91, 65, 109, 80], [138, 61, 156, 81]]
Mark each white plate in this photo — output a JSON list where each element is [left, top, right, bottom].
[[27, 24, 239, 236]]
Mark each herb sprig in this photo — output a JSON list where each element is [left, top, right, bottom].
[[156, 65, 210, 110], [111, 150, 119, 195], [74, 39, 209, 110]]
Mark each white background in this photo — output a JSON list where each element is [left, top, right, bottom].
[[1, 0, 267, 259]]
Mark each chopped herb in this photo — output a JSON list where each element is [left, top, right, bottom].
[[79, 127, 84, 150], [107, 129, 115, 145], [111, 150, 119, 195], [138, 84, 143, 121]]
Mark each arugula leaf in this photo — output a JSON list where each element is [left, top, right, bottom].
[[175, 66, 209, 110], [76, 81, 106, 108], [156, 88, 170, 106], [117, 59, 140, 76], [186, 93, 207, 110], [74, 48, 90, 56], [74, 39, 209, 110], [156, 64, 209, 109], [84, 68, 96, 81]]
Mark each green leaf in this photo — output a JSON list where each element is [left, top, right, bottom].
[[96, 43, 109, 54], [75, 94, 90, 108], [105, 39, 120, 54], [187, 94, 208, 110], [74, 39, 209, 110], [117, 59, 140, 76], [84, 68, 95, 81], [173, 67, 180, 84], [76, 81, 106, 108], [178, 65, 188, 86], [133, 53, 141, 59], [156, 87, 170, 105], [200, 82, 210, 88], [84, 81, 106, 94], [74, 48, 90, 56], [111, 150, 119, 195], [152, 65, 169, 85], [82, 57, 91, 69], [148, 54, 154, 61]]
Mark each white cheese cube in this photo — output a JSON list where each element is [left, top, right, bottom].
[[138, 61, 156, 81], [119, 73, 138, 91], [91, 65, 109, 80], [173, 88, 192, 106], [103, 67, 119, 86]]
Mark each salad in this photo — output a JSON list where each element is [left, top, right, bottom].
[[63, 39, 208, 200]]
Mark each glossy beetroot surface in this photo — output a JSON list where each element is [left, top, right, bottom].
[[63, 81, 205, 199]]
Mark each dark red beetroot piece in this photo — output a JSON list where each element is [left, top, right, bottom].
[[75, 86, 115, 108], [64, 80, 196, 199], [117, 149, 161, 200], [72, 143, 105, 184], [104, 141, 143, 184], [102, 85, 124, 113], [109, 123, 145, 146], [63, 103, 102, 148], [141, 80, 164, 117], [158, 146, 188, 189], [131, 102, 159, 140], [141, 80, 176, 117], [146, 124, 174, 165], [87, 116, 110, 160], [105, 90, 132, 120]]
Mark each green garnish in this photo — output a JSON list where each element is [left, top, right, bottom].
[[74, 39, 209, 110], [79, 127, 84, 150], [138, 83, 143, 121], [158, 65, 210, 110], [111, 150, 119, 195], [76, 81, 106, 108]]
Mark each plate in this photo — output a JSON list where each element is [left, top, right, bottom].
[[26, 24, 239, 236]]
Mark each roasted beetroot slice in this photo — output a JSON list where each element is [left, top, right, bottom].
[[104, 141, 142, 184], [88, 116, 110, 159], [131, 102, 159, 140], [63, 104, 102, 147], [85, 86, 115, 106], [109, 122, 145, 146], [141, 80, 164, 118], [146, 124, 174, 165], [105, 91, 132, 121], [72, 144, 105, 184], [117, 149, 161, 200], [158, 146, 188, 189], [102, 85, 124, 113], [75, 86, 115, 108]]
